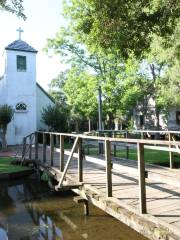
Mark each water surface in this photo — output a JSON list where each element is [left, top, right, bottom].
[[0, 178, 148, 240]]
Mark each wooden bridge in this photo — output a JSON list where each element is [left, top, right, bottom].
[[21, 131, 180, 240]]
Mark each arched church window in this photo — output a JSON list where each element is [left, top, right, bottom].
[[16, 102, 27, 111]]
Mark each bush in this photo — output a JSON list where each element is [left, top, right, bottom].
[[41, 104, 69, 132]]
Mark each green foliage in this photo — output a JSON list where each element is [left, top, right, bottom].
[[63, 67, 98, 120], [0, 104, 14, 129], [48, 72, 67, 104], [46, 25, 129, 127], [63, 0, 180, 58], [0, 0, 26, 19], [0, 104, 14, 149], [41, 104, 69, 132], [46, 0, 180, 130]]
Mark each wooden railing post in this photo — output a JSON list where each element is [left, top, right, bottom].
[[126, 131, 129, 159], [22, 137, 26, 159], [60, 135, 64, 172], [50, 133, 54, 166], [78, 138, 83, 182], [29, 134, 32, 160], [98, 131, 104, 155], [35, 132, 38, 160], [137, 142, 147, 214], [113, 132, 117, 157], [169, 133, 174, 168], [105, 140, 112, 197], [43, 133, 46, 163]]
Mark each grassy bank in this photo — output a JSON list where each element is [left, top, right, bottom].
[[86, 146, 180, 166], [0, 157, 29, 174]]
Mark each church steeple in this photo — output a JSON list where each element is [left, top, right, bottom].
[[5, 28, 37, 53]]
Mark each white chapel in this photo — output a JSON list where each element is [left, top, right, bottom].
[[0, 28, 54, 145]]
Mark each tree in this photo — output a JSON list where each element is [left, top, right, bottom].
[[63, 67, 98, 131], [41, 104, 69, 132], [0, 104, 14, 149], [47, 0, 180, 131], [46, 27, 127, 129], [63, 0, 180, 58], [48, 72, 67, 104], [0, 0, 26, 19]]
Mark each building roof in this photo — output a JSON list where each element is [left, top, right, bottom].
[[5, 40, 38, 53], [36, 82, 55, 103]]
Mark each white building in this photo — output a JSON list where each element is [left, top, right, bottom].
[[133, 98, 180, 130], [0, 33, 54, 145]]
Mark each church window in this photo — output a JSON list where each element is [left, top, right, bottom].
[[16, 102, 27, 111], [17, 55, 26, 71]]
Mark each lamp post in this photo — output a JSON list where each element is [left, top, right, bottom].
[[98, 84, 103, 154]]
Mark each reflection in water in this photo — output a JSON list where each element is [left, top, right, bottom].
[[0, 178, 148, 240]]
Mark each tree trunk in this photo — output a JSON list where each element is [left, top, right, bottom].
[[155, 107, 160, 139], [2, 126, 7, 149], [75, 121, 79, 132]]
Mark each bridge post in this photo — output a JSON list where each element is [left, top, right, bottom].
[[43, 133, 46, 163], [78, 138, 83, 182], [29, 134, 32, 160], [137, 142, 147, 214], [105, 139, 112, 197], [60, 135, 64, 172], [22, 137, 26, 159], [113, 132, 117, 157], [126, 131, 129, 159], [35, 132, 38, 160], [169, 133, 174, 168], [50, 134, 54, 166]]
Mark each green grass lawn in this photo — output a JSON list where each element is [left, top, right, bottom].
[[0, 157, 29, 174], [86, 146, 180, 167]]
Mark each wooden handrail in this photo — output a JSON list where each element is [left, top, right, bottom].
[[22, 130, 180, 215], [35, 131, 180, 147]]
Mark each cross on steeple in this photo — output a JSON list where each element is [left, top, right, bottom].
[[16, 27, 24, 40]]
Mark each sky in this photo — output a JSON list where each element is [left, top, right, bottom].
[[0, 0, 65, 90]]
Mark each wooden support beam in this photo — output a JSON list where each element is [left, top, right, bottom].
[[55, 137, 79, 190], [137, 142, 147, 214], [169, 133, 174, 169], [126, 131, 129, 159], [43, 133, 46, 163], [50, 134, 54, 166], [86, 140, 90, 155], [59, 135, 64, 172], [29, 134, 32, 160], [35, 132, 38, 160], [105, 140, 112, 197], [60, 135, 64, 172], [22, 137, 26, 159], [78, 138, 83, 182], [113, 132, 117, 157], [98, 132, 104, 154], [84, 201, 89, 216], [73, 196, 89, 216]]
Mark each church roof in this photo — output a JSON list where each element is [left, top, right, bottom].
[[5, 40, 38, 53], [36, 83, 55, 103]]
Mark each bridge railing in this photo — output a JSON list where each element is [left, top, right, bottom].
[[22, 131, 180, 214]]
